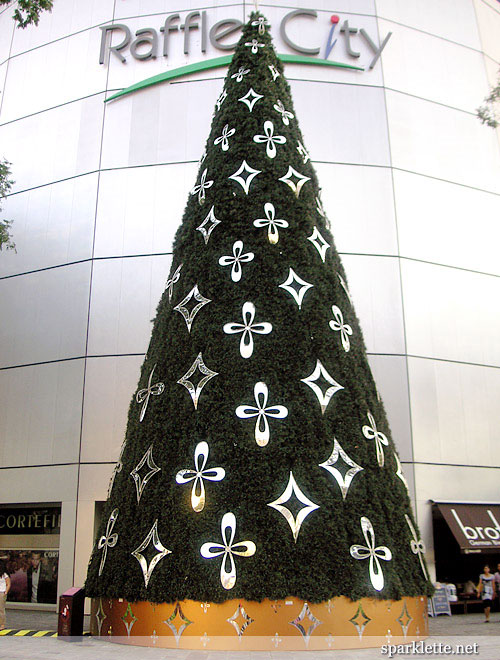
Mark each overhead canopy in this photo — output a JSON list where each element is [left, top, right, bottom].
[[433, 502, 500, 554]]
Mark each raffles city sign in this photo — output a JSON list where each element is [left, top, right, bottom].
[[99, 9, 391, 71]]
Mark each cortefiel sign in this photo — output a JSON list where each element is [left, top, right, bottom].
[[99, 9, 391, 69], [436, 503, 500, 552], [0, 507, 61, 535]]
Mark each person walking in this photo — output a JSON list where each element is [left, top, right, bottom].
[[0, 559, 11, 630], [477, 565, 496, 622], [494, 563, 500, 611]]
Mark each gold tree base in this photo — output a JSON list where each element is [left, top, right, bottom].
[[90, 595, 428, 650]]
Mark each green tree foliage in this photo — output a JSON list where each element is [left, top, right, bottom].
[[86, 12, 432, 605], [0, 0, 53, 29], [0, 159, 15, 251], [477, 69, 500, 129]]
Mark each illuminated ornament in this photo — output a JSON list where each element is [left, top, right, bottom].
[[268, 472, 319, 542], [307, 226, 330, 262], [268, 64, 280, 80], [273, 99, 294, 125], [175, 441, 225, 512], [131, 519, 172, 588], [362, 411, 389, 467], [121, 603, 138, 637], [228, 160, 261, 194], [319, 437, 363, 499], [165, 263, 183, 302], [290, 603, 322, 646], [95, 598, 106, 635], [338, 272, 354, 307], [196, 206, 221, 245], [215, 89, 227, 111], [107, 440, 125, 496], [301, 359, 344, 414], [223, 301, 272, 358], [231, 66, 250, 82], [214, 123, 235, 151], [236, 381, 288, 447], [253, 202, 289, 244], [405, 514, 429, 580], [130, 445, 161, 503], [174, 284, 211, 333], [350, 516, 392, 592], [278, 267, 313, 309], [163, 602, 193, 645], [136, 365, 165, 422], [218, 240, 254, 282], [297, 140, 310, 163], [238, 88, 263, 112], [397, 601, 413, 638], [349, 603, 371, 639], [251, 16, 269, 34], [279, 166, 311, 197], [227, 603, 254, 637], [177, 352, 218, 410], [316, 195, 326, 218], [253, 120, 286, 159], [245, 38, 265, 54], [200, 512, 256, 590], [98, 508, 119, 576], [394, 453, 410, 493], [329, 305, 353, 352], [191, 168, 213, 205]]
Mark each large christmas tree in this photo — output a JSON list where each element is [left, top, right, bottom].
[[86, 11, 431, 611]]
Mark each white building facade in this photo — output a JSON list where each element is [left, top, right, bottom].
[[0, 0, 499, 607]]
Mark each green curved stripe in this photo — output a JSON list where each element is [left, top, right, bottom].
[[105, 54, 364, 102]]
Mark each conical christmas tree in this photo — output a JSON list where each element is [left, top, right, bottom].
[[86, 12, 431, 648]]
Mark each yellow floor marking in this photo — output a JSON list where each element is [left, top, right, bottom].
[[13, 630, 31, 636], [0, 629, 13, 635], [33, 630, 52, 637]]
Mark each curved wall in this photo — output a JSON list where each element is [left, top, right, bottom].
[[0, 0, 499, 600]]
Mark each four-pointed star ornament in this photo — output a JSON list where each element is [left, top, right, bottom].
[[268, 471, 320, 542], [131, 519, 172, 588]]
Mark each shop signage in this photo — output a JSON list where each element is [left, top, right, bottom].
[[0, 507, 61, 535], [99, 9, 391, 70], [435, 503, 500, 552], [428, 587, 451, 617]]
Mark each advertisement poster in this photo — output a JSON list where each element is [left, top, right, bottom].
[[1, 550, 58, 604]]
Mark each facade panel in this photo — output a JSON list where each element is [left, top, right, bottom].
[[0, 173, 98, 278], [0, 263, 91, 368], [87, 255, 172, 356], [81, 355, 143, 463], [0, 94, 105, 193], [0, 360, 85, 468]]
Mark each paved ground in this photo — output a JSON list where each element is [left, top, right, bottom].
[[1, 610, 500, 659]]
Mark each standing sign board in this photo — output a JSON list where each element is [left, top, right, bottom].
[[428, 586, 451, 617]]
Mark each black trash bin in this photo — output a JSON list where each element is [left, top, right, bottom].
[[58, 587, 85, 638]]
